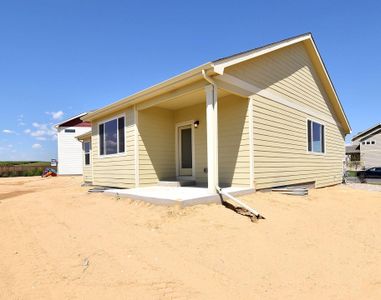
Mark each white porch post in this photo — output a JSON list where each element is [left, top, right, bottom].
[[205, 84, 218, 193]]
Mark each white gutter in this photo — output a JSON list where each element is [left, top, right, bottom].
[[218, 188, 265, 219]]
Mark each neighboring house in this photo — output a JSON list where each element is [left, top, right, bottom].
[[55, 113, 91, 175], [79, 33, 351, 193], [76, 131, 92, 182], [348, 123, 381, 169], [345, 144, 362, 170]]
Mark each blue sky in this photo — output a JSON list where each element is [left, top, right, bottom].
[[0, 0, 380, 161]]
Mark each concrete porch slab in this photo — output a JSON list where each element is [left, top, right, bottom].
[[103, 186, 255, 206]]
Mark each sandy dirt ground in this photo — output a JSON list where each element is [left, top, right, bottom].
[[0, 176, 380, 300]]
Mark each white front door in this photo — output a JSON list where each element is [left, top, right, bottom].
[[178, 125, 193, 176]]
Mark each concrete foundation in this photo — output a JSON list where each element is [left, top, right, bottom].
[[103, 186, 255, 207]]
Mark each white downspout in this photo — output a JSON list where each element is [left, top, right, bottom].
[[202, 70, 264, 220]]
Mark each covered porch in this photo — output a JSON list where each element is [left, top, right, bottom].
[[134, 78, 254, 196]]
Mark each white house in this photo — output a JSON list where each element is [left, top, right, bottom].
[[55, 113, 91, 175]]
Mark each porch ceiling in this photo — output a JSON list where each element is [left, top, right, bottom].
[[156, 89, 229, 110]]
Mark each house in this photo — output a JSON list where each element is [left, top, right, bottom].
[[79, 33, 351, 194], [76, 130, 92, 182], [347, 123, 381, 169], [55, 113, 91, 175], [345, 144, 361, 170]]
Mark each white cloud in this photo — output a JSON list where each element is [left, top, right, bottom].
[[46, 111, 64, 120], [32, 143, 42, 149], [31, 130, 46, 137], [2, 129, 15, 134], [17, 114, 26, 126], [25, 122, 57, 141]]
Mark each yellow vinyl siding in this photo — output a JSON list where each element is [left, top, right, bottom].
[[218, 95, 250, 187], [227, 43, 341, 122], [226, 43, 345, 189], [91, 108, 136, 188], [138, 107, 175, 186], [82, 137, 92, 183], [252, 94, 344, 189]]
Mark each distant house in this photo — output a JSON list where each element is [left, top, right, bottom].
[[55, 113, 91, 175], [76, 130, 92, 183], [78, 33, 351, 192], [347, 123, 381, 169]]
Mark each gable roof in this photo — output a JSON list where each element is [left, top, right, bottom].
[[352, 123, 381, 141], [83, 33, 351, 134], [54, 112, 90, 128], [76, 131, 92, 141], [345, 144, 360, 154]]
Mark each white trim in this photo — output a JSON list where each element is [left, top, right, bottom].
[[306, 118, 326, 156], [248, 97, 255, 189], [217, 73, 338, 126], [175, 120, 196, 180], [134, 105, 140, 187], [212, 34, 311, 74], [97, 113, 127, 158]]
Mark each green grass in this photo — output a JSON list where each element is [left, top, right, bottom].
[[0, 161, 51, 177], [346, 171, 358, 177], [0, 161, 50, 167]]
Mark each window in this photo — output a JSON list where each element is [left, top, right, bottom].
[[366, 141, 370, 145], [99, 116, 125, 155], [64, 129, 76, 133], [362, 142, 365, 145], [371, 141, 376, 145], [84, 141, 91, 165], [307, 120, 325, 153]]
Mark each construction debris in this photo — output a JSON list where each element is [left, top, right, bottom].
[[41, 168, 57, 178], [271, 187, 308, 196]]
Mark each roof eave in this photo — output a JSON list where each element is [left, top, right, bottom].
[[211, 33, 312, 74], [212, 33, 351, 134], [82, 63, 214, 122], [352, 123, 381, 141], [75, 131, 92, 141], [54, 112, 88, 128]]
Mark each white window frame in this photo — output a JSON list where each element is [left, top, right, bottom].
[[84, 141, 91, 165], [306, 118, 326, 155], [98, 113, 126, 158]]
